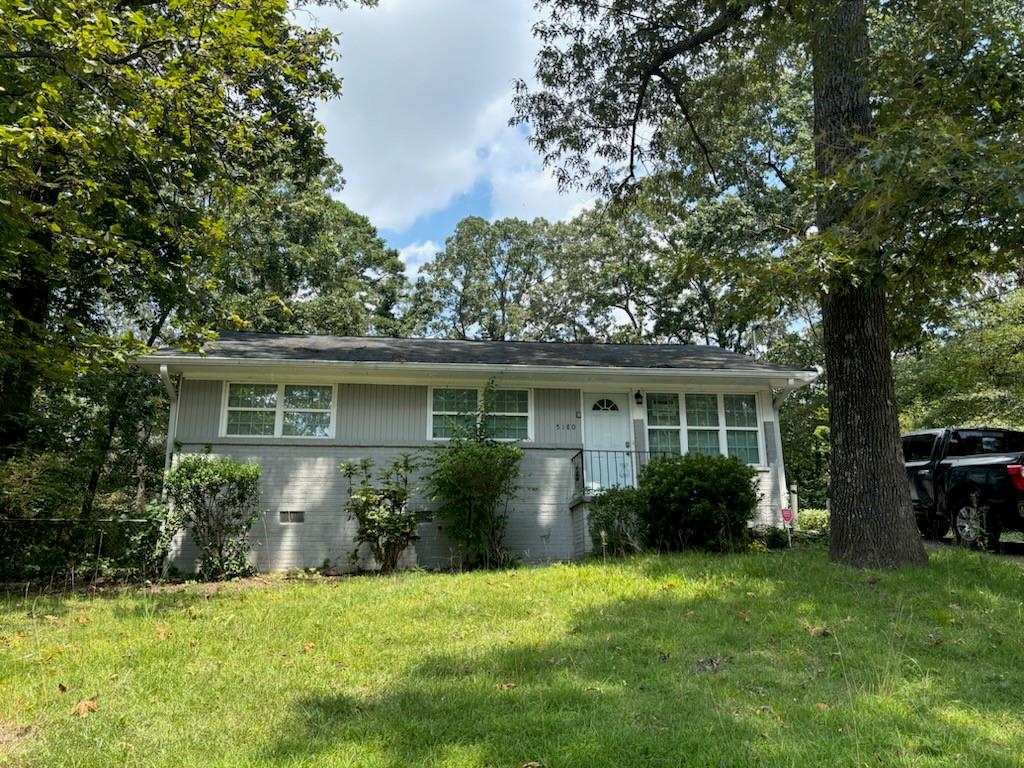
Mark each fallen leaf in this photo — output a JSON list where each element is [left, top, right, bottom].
[[927, 633, 943, 646], [58, 683, 67, 694], [497, 682, 517, 690], [303, 642, 315, 652], [816, 702, 830, 712], [75, 615, 90, 624], [521, 762, 544, 768], [738, 610, 751, 624], [189, 638, 197, 649], [155, 626, 168, 640], [806, 624, 832, 637], [70, 699, 99, 718], [658, 582, 676, 590]]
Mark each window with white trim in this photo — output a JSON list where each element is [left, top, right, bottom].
[[483, 388, 530, 440], [646, 393, 681, 455], [430, 387, 531, 440], [645, 393, 761, 464], [224, 383, 334, 438], [685, 394, 720, 456], [723, 394, 760, 464]]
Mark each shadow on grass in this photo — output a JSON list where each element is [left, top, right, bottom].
[[259, 549, 1024, 767]]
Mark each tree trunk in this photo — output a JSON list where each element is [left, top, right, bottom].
[[811, 0, 926, 567]]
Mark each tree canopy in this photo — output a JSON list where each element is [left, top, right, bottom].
[[0, 0, 342, 448], [513, 0, 1024, 567]]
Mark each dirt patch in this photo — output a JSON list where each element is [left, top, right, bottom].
[[0, 720, 35, 759]]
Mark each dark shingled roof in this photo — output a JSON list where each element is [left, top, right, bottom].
[[146, 331, 810, 375]]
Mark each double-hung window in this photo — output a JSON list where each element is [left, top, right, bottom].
[[430, 387, 531, 440], [224, 383, 334, 438], [685, 394, 721, 456], [723, 394, 760, 464], [646, 393, 682, 456], [645, 393, 762, 464]]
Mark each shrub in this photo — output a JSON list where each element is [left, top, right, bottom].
[[426, 438, 523, 569], [750, 525, 791, 550], [798, 507, 830, 534], [588, 487, 646, 556], [341, 455, 420, 574], [638, 453, 758, 552], [164, 455, 261, 580]]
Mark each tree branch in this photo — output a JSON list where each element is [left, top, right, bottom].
[[654, 67, 720, 187], [765, 149, 796, 191], [616, 6, 747, 193]]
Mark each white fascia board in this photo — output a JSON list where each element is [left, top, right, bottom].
[[141, 355, 818, 390]]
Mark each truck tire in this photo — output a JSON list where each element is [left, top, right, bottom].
[[948, 491, 1000, 550]]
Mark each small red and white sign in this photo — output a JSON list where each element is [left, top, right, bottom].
[[781, 508, 794, 525]]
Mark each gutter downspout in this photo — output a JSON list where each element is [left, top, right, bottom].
[[160, 365, 179, 487], [772, 379, 800, 520]]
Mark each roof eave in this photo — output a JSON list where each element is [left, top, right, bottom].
[[139, 354, 818, 385]]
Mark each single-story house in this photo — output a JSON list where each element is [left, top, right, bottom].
[[141, 332, 816, 572]]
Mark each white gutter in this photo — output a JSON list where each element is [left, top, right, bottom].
[[159, 364, 179, 482], [143, 355, 820, 384]]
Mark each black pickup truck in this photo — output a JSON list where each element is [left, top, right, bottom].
[[903, 428, 1024, 548]]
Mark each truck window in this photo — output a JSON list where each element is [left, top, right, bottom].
[[902, 434, 936, 462], [948, 430, 1024, 456]]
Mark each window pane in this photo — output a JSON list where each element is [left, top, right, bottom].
[[723, 395, 757, 428], [646, 393, 680, 427], [432, 413, 476, 439], [488, 389, 528, 414], [228, 383, 277, 409], [687, 429, 720, 456], [685, 394, 719, 427], [226, 409, 276, 436], [283, 411, 331, 437], [727, 430, 760, 464], [433, 388, 478, 413], [648, 429, 681, 456], [284, 385, 332, 410], [902, 435, 936, 462], [484, 414, 528, 439]]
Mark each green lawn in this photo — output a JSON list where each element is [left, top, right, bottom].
[[1, 546, 1022, 767]]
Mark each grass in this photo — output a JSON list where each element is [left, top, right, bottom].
[[1, 545, 1023, 768]]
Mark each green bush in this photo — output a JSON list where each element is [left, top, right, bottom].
[[341, 455, 420, 574], [750, 525, 790, 550], [588, 487, 646, 556], [798, 507, 830, 533], [638, 454, 758, 552], [164, 455, 261, 580], [426, 437, 523, 569]]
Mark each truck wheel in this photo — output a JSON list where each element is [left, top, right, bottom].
[[950, 494, 998, 550]]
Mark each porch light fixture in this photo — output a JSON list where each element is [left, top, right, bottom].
[[634, 390, 644, 406]]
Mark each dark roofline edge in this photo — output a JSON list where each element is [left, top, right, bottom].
[[142, 355, 818, 381]]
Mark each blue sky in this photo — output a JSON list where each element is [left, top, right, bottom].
[[310, 0, 593, 276]]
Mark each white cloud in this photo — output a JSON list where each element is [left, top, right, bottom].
[[397, 239, 440, 278], [311, 0, 591, 234]]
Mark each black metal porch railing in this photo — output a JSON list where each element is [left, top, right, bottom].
[[571, 449, 660, 497]]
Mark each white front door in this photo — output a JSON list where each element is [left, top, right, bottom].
[[583, 393, 635, 490]]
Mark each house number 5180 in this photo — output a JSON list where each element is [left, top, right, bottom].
[[554, 423, 577, 430]]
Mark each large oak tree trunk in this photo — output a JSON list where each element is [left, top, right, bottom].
[[811, 0, 926, 567]]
